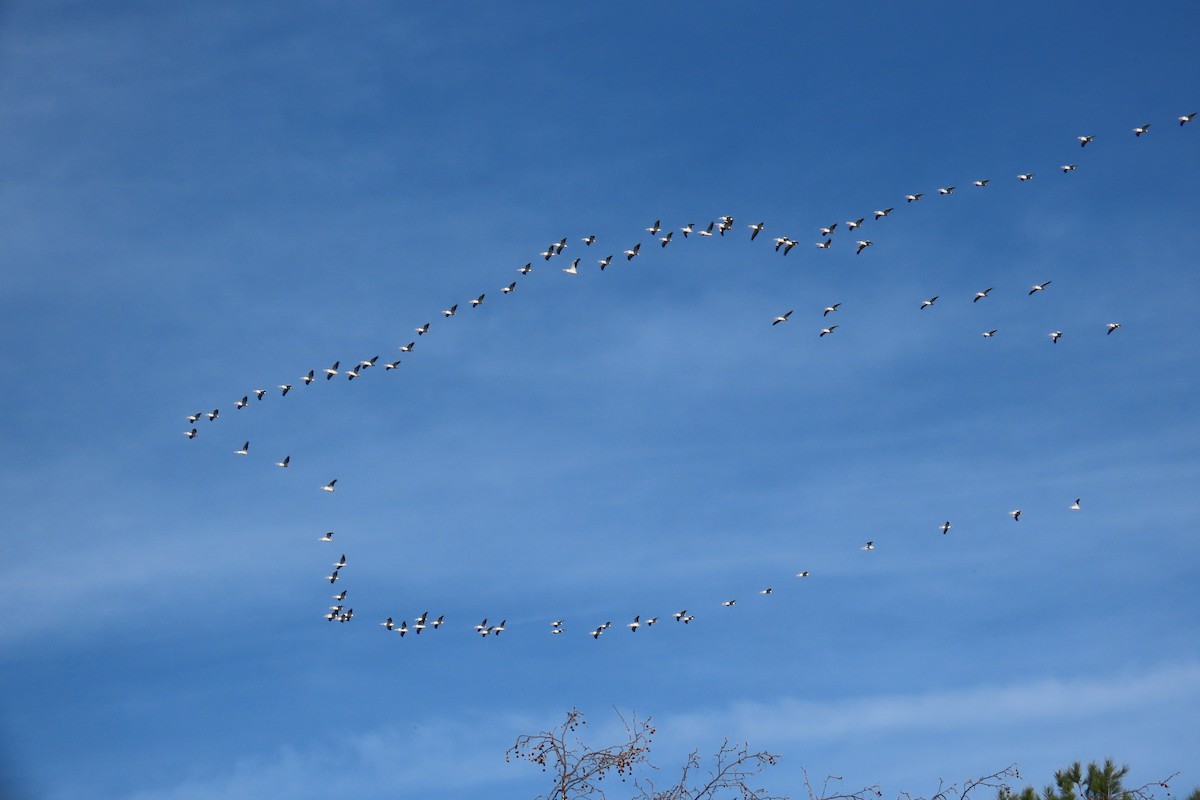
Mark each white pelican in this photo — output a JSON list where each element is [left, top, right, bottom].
[[819, 325, 838, 337], [327, 570, 340, 584], [749, 222, 765, 240], [973, 288, 993, 302], [235, 396, 248, 409], [759, 588, 773, 595], [582, 235, 596, 245], [1029, 281, 1051, 295], [234, 441, 249, 456], [416, 323, 430, 335], [278, 384, 292, 397], [645, 220, 661, 235], [624, 243, 641, 261], [698, 221, 715, 237], [1181, 113, 1197, 126], [627, 615, 640, 632], [470, 294, 485, 308], [385, 360, 400, 370], [598, 255, 612, 270], [905, 193, 923, 203], [188, 412, 202, 423], [974, 179, 990, 187], [722, 599, 736, 607], [673, 609, 687, 621], [1134, 123, 1150, 137], [324, 361, 339, 380], [681, 223, 695, 238], [562, 260, 579, 275], [875, 208, 894, 219], [920, 296, 939, 309], [431, 615, 444, 629], [846, 218, 864, 230], [1009, 509, 1022, 521], [940, 521, 952, 535], [207, 409, 219, 421], [982, 330, 997, 338], [1061, 164, 1077, 173], [322, 479, 337, 492], [332, 554, 347, 568], [345, 368, 359, 381], [938, 186, 955, 195], [275, 455, 290, 468], [1050, 330, 1062, 343], [659, 231, 673, 248], [1106, 322, 1121, 335], [772, 310, 793, 326], [399, 342, 414, 353], [820, 223, 837, 236], [1018, 173, 1034, 181], [184, 428, 197, 439], [332, 590, 346, 600], [503, 281, 518, 292], [862, 540, 875, 551], [442, 304, 458, 317], [381, 618, 394, 631], [795, 570, 810, 578], [855, 240, 872, 254], [823, 303, 841, 316], [319, 532, 334, 542], [1078, 135, 1094, 147], [519, 263, 532, 275]]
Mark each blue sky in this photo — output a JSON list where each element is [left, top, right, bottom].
[[2, 2, 1199, 798]]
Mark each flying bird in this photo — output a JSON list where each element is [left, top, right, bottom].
[[1050, 330, 1063, 343], [938, 186, 955, 195], [1018, 173, 1034, 181], [974, 179, 990, 187], [627, 616, 640, 632], [795, 570, 810, 578], [814, 239, 830, 250], [234, 441, 249, 456], [759, 588, 773, 595], [598, 255, 613, 270], [275, 455, 290, 468], [324, 361, 339, 380], [416, 323, 430, 335], [184, 428, 197, 439], [820, 223, 837, 237], [399, 342, 414, 353], [1106, 322, 1121, 335], [1078, 135, 1094, 147], [659, 231, 673, 248], [1181, 113, 1197, 126], [749, 222, 765, 240], [253, 389, 267, 401], [207, 409, 219, 421], [855, 240, 872, 254], [235, 396, 248, 409], [721, 600, 736, 607], [1009, 509, 1022, 522], [470, 294, 485, 308], [874, 208, 893, 219], [819, 326, 838, 337], [862, 541, 875, 551], [823, 303, 841, 316], [905, 193, 923, 203], [322, 479, 337, 493], [519, 263, 532, 275], [582, 235, 596, 246], [562, 260, 579, 276], [920, 296, 939, 309], [940, 521, 952, 535], [846, 218, 865, 230], [443, 304, 458, 317], [681, 223, 695, 238], [645, 220, 661, 235], [982, 330, 998, 338], [623, 243, 641, 261], [1061, 164, 1077, 173], [772, 310, 793, 326], [973, 288, 993, 302], [385, 361, 401, 370], [1134, 123, 1151, 137], [502, 281, 518, 292], [1029, 281, 1051, 295], [319, 532, 334, 542]]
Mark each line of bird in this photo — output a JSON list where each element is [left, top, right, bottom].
[[310, 495, 1084, 638], [183, 113, 1193, 442]]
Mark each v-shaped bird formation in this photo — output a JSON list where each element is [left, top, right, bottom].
[[181, 113, 1192, 641]]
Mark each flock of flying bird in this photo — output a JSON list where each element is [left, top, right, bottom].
[[184, 113, 1193, 640]]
